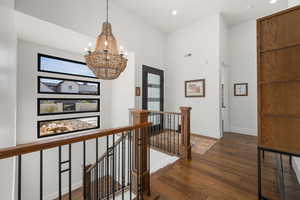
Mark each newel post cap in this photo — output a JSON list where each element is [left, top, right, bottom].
[[180, 107, 192, 112]]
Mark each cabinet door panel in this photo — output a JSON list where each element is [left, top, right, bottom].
[[260, 9, 300, 51], [261, 46, 300, 82], [261, 82, 300, 115], [261, 116, 300, 154]]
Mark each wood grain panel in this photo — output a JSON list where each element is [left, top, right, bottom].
[[260, 46, 300, 82], [260, 8, 300, 51], [258, 5, 300, 155], [260, 116, 300, 155], [261, 82, 300, 115]]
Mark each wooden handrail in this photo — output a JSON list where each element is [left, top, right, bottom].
[[0, 123, 151, 160], [129, 108, 181, 115]]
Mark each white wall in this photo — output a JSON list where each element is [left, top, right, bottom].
[[220, 15, 230, 133], [165, 14, 222, 139], [110, 53, 136, 127], [228, 20, 257, 136], [15, 0, 166, 109], [289, 0, 300, 7], [17, 40, 107, 200], [0, 1, 17, 200]]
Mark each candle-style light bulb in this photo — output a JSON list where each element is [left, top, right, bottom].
[[104, 41, 108, 47], [88, 42, 92, 47], [120, 45, 124, 55]]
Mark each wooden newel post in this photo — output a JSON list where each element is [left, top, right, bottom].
[[131, 110, 151, 198], [83, 164, 92, 200], [180, 107, 192, 160]]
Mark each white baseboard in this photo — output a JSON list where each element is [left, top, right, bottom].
[[292, 157, 300, 184], [44, 181, 82, 200], [230, 127, 257, 136]]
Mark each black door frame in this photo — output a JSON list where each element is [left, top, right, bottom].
[[142, 65, 164, 111]]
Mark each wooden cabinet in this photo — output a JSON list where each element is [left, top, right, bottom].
[[257, 6, 300, 155]]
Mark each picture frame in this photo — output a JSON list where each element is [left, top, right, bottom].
[[136, 87, 141, 96], [38, 115, 100, 138], [37, 98, 100, 116], [234, 83, 248, 96], [38, 76, 100, 96], [185, 79, 205, 97]]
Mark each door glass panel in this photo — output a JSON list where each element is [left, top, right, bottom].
[[148, 101, 160, 111], [148, 87, 160, 98], [148, 73, 160, 85]]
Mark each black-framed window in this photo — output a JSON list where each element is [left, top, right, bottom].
[[38, 98, 100, 116], [38, 116, 100, 138], [38, 76, 100, 95], [38, 53, 96, 78]]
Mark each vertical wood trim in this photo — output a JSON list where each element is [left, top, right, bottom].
[[257, 19, 262, 146]]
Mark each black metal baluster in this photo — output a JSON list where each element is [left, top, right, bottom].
[[69, 144, 72, 200], [40, 150, 43, 200], [129, 130, 132, 200], [106, 136, 109, 200], [83, 141, 86, 199], [122, 132, 125, 200], [173, 114, 176, 154], [96, 138, 99, 200], [112, 134, 115, 200], [177, 115, 180, 155], [118, 141, 120, 190], [58, 146, 62, 200], [18, 155, 22, 200]]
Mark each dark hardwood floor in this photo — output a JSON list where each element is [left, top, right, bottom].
[[150, 132, 298, 200], [59, 132, 299, 200]]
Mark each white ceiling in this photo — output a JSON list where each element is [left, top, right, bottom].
[[114, 0, 288, 32]]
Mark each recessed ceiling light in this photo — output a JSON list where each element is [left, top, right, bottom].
[[172, 10, 178, 16], [270, 0, 277, 4], [246, 5, 253, 9]]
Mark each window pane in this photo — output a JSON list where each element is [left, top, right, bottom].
[[38, 99, 99, 115], [148, 101, 160, 111], [39, 54, 96, 78], [38, 116, 99, 138], [148, 73, 160, 85], [39, 77, 99, 95], [148, 87, 160, 98]]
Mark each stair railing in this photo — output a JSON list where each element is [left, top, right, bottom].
[[0, 122, 151, 200], [129, 107, 192, 160]]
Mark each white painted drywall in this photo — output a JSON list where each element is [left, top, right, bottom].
[[228, 20, 258, 136], [289, 0, 300, 7], [15, 0, 166, 109], [17, 40, 107, 200], [220, 15, 230, 134], [110, 52, 136, 128], [165, 14, 222, 139], [0, 1, 17, 200]]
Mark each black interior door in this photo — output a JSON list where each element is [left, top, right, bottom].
[[142, 65, 164, 111], [142, 65, 164, 133]]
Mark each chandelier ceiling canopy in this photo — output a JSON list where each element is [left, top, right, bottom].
[[84, 0, 127, 80]]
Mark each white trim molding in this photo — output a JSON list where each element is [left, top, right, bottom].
[[230, 127, 257, 136]]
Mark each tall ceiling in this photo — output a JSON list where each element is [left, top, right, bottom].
[[114, 0, 288, 32]]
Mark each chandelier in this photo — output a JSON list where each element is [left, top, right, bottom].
[[84, 0, 127, 80]]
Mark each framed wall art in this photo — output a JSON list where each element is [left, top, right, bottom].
[[185, 79, 205, 97], [234, 83, 248, 96]]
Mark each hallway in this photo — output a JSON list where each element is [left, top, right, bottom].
[[150, 133, 297, 200]]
